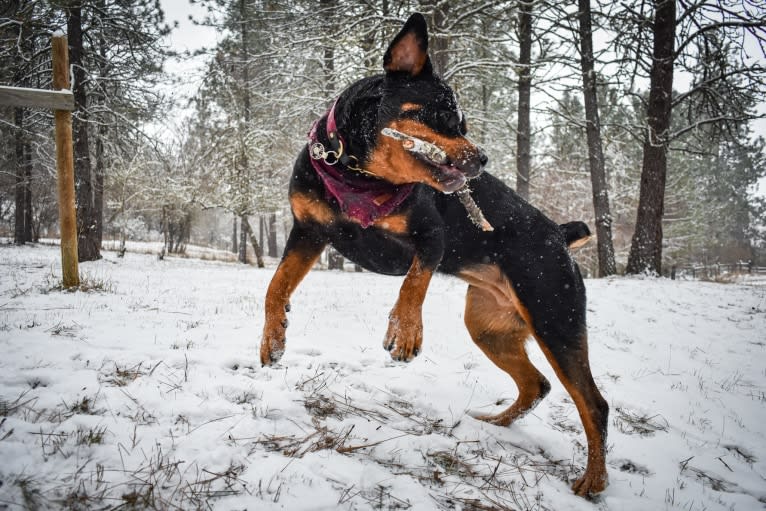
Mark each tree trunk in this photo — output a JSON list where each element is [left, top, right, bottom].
[[94, 124, 105, 252], [515, 0, 533, 200], [232, 216, 238, 254], [267, 213, 278, 257], [238, 215, 248, 263], [578, 0, 616, 277], [428, 2, 449, 77], [328, 248, 344, 270], [13, 108, 28, 244], [68, 6, 100, 261], [242, 216, 265, 268], [23, 140, 32, 242], [236, 0, 251, 267], [93, 28, 107, 254], [259, 215, 265, 252], [177, 211, 191, 254], [160, 205, 168, 260], [626, 0, 675, 275]]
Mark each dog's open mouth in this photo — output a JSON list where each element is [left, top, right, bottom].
[[412, 153, 467, 193], [381, 128, 469, 193]]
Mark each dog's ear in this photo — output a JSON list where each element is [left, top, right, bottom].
[[560, 221, 592, 249], [383, 13, 432, 77]]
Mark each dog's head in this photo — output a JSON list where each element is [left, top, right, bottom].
[[344, 14, 487, 193]]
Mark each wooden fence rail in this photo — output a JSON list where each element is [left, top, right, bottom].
[[672, 262, 766, 280]]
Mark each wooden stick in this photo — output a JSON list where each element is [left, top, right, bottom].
[[381, 128, 493, 231], [456, 187, 494, 232], [52, 35, 79, 288]]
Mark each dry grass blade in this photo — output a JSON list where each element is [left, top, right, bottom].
[[613, 406, 669, 436], [0, 389, 37, 417]]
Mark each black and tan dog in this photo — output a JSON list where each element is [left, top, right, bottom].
[[260, 13, 608, 497]]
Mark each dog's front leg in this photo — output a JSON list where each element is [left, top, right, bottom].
[[384, 256, 433, 361], [261, 226, 325, 366], [383, 210, 444, 362]]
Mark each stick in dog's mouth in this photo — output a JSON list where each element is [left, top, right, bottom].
[[381, 128, 494, 232]]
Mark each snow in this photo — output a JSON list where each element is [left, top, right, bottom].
[[1, 243, 765, 510]]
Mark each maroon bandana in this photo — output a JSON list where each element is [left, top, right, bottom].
[[307, 102, 414, 228]]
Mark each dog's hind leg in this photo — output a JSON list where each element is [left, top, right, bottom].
[[464, 284, 551, 425], [534, 329, 609, 497], [260, 226, 326, 366], [461, 263, 608, 497], [522, 272, 609, 497]]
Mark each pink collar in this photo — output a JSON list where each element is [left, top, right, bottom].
[[307, 101, 414, 228]]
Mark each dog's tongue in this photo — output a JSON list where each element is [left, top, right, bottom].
[[434, 164, 467, 193]]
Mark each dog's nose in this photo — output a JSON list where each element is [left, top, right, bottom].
[[479, 149, 488, 168]]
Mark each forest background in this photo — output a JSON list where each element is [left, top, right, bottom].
[[2, 0, 765, 278]]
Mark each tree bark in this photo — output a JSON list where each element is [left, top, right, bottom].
[[160, 205, 168, 260], [68, 5, 100, 261], [267, 213, 278, 257], [428, 2, 449, 77], [94, 124, 105, 251], [238, 215, 248, 263], [626, 0, 675, 275], [236, 0, 251, 265], [515, 0, 533, 200], [232, 216, 238, 254], [242, 216, 265, 268], [328, 248, 344, 270], [14, 107, 29, 244], [578, 0, 616, 277], [259, 215, 265, 252], [23, 139, 33, 242], [93, 27, 107, 253]]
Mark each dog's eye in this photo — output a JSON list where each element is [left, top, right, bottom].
[[440, 111, 463, 134]]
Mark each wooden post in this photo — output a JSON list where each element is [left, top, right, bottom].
[[52, 35, 79, 288]]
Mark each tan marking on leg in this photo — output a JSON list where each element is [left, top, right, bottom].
[[459, 264, 607, 496], [460, 272, 550, 426], [290, 192, 335, 225], [384, 256, 432, 361], [372, 213, 408, 234], [459, 265, 515, 309], [261, 247, 323, 365]]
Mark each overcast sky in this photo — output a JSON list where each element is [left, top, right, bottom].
[[155, 1, 765, 197]]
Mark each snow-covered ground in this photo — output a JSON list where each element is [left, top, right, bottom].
[[0, 243, 764, 510]]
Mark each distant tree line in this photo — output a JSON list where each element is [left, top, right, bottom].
[[1, 0, 765, 275]]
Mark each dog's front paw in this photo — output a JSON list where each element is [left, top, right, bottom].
[[383, 315, 422, 362], [260, 335, 285, 366], [261, 308, 289, 366]]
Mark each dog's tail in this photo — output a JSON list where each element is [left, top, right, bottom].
[[560, 221, 592, 249]]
